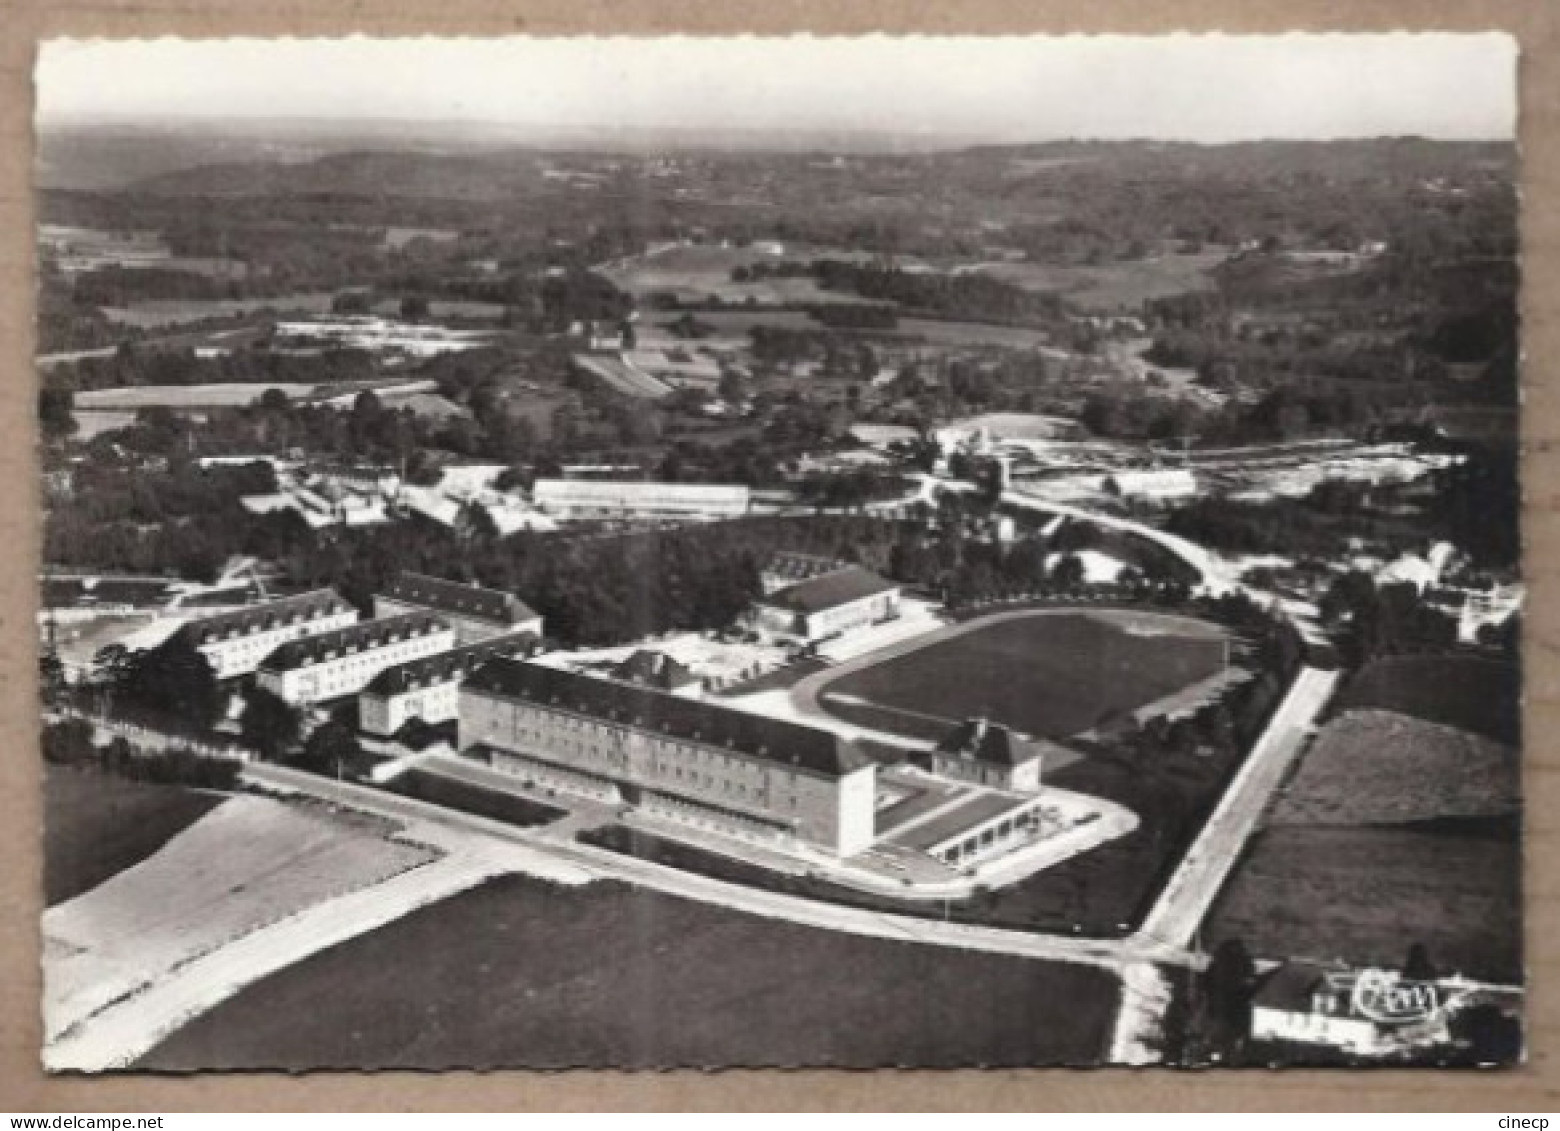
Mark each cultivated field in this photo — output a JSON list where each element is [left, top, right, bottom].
[[819, 609, 1229, 741], [957, 250, 1228, 311], [1339, 655, 1520, 746], [1205, 706, 1522, 982], [100, 292, 339, 328], [1270, 708, 1518, 826], [1205, 823, 1521, 983], [45, 794, 434, 1043], [139, 875, 1120, 1069], [645, 308, 1051, 350], [44, 766, 223, 907], [75, 382, 317, 410], [603, 243, 881, 307]]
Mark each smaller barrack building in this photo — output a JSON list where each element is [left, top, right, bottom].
[[256, 612, 455, 705]]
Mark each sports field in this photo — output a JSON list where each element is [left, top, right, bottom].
[[138, 876, 1119, 1069], [818, 610, 1229, 741], [44, 766, 223, 906]]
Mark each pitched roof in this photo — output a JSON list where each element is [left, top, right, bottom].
[[760, 565, 899, 616], [1252, 962, 1344, 1014], [935, 718, 1046, 767], [762, 551, 849, 586], [362, 632, 540, 696], [259, 612, 449, 673], [610, 649, 700, 690], [381, 571, 539, 626], [180, 588, 352, 647], [464, 657, 873, 779]]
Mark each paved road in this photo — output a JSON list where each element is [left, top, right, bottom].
[[1136, 665, 1340, 950], [1001, 489, 1239, 595], [246, 763, 1194, 973]]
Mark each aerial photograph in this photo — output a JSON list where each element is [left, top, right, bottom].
[[32, 35, 1523, 1071]]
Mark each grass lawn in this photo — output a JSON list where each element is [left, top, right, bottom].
[[820, 611, 1228, 741], [1339, 655, 1520, 746], [138, 875, 1119, 1069], [44, 765, 223, 906]]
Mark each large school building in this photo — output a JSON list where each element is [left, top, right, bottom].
[[460, 657, 878, 855]]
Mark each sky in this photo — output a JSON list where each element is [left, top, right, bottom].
[[36, 34, 1518, 143]]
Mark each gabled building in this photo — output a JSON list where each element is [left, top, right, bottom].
[[256, 612, 455, 705], [176, 589, 359, 680], [374, 571, 543, 645], [926, 718, 1048, 794], [460, 658, 878, 854], [751, 566, 901, 644], [359, 631, 540, 737]]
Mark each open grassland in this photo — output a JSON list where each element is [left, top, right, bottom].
[[44, 766, 223, 907], [1270, 708, 1518, 826], [45, 794, 434, 1043], [820, 610, 1228, 741], [604, 243, 880, 307], [1205, 822, 1520, 982], [1339, 655, 1520, 746], [139, 875, 1119, 1069]]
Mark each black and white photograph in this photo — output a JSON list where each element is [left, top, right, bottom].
[[32, 34, 1524, 1072]]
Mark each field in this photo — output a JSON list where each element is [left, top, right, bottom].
[[818, 610, 1229, 742], [1205, 823, 1521, 982], [1205, 706, 1522, 982], [1270, 708, 1518, 826], [138, 875, 1120, 1069], [45, 794, 434, 1042], [958, 250, 1229, 311], [99, 292, 339, 328], [645, 307, 1050, 350], [1339, 655, 1520, 746], [603, 243, 881, 307], [75, 382, 316, 410], [44, 766, 223, 906]]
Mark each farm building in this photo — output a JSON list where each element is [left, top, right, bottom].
[[461, 657, 878, 854], [175, 589, 359, 680], [375, 571, 543, 645], [358, 632, 540, 738], [256, 613, 455, 706], [751, 566, 902, 645]]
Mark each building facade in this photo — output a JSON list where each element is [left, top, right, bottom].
[[177, 589, 359, 680], [358, 632, 540, 737], [531, 478, 751, 520], [256, 612, 455, 705], [751, 566, 902, 644], [460, 658, 877, 854], [927, 718, 1047, 793], [374, 571, 543, 644]]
